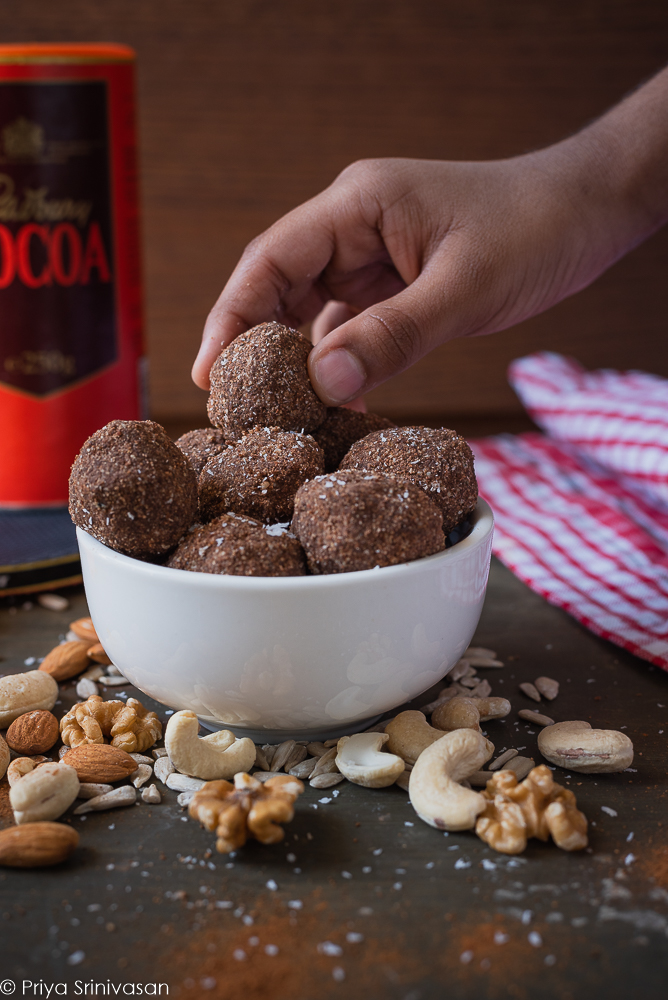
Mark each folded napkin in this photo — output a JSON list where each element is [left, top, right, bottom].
[[471, 353, 668, 671]]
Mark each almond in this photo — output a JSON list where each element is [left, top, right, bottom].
[[6, 710, 60, 755], [64, 743, 137, 783], [69, 617, 99, 642], [88, 643, 112, 666], [0, 822, 79, 867], [39, 640, 91, 681]]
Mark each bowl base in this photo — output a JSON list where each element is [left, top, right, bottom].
[[198, 715, 383, 744]]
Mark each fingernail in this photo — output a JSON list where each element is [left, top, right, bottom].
[[311, 348, 366, 404]]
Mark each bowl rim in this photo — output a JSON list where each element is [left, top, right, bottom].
[[77, 496, 493, 592]]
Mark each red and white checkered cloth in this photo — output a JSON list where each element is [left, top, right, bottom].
[[471, 352, 668, 671]]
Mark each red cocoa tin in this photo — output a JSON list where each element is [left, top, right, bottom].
[[0, 44, 145, 507]]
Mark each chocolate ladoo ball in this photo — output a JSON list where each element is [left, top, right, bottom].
[[312, 407, 396, 472], [175, 428, 228, 477], [339, 426, 478, 534], [207, 322, 327, 438], [166, 513, 306, 577], [199, 426, 324, 524], [291, 470, 445, 574], [69, 420, 198, 558]]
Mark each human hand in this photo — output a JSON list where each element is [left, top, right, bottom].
[[193, 69, 668, 404]]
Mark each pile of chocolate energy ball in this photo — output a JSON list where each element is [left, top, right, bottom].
[[69, 322, 478, 576]]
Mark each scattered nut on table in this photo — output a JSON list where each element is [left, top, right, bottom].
[[0, 823, 79, 868], [10, 762, 80, 824], [189, 772, 304, 853], [164, 710, 256, 780], [537, 720, 634, 772], [475, 765, 588, 854], [0, 671, 59, 728], [519, 682, 542, 703], [384, 711, 445, 765], [335, 732, 405, 788], [6, 710, 60, 755], [73, 785, 137, 814], [38, 640, 92, 681], [534, 676, 559, 700], [518, 709, 555, 727], [60, 694, 162, 753], [409, 728, 493, 831], [69, 617, 98, 642]]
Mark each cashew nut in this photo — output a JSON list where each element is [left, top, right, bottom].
[[537, 720, 633, 773], [384, 711, 445, 765], [6, 756, 51, 787], [336, 733, 406, 788], [408, 729, 493, 831], [0, 734, 8, 781], [476, 697, 512, 721], [9, 762, 80, 824], [164, 710, 256, 779]]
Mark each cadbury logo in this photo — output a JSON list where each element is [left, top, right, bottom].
[[0, 173, 92, 227]]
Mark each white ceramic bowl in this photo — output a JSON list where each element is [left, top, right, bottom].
[[77, 498, 493, 741]]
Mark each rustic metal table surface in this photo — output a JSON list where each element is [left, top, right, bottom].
[[1, 559, 667, 1000]]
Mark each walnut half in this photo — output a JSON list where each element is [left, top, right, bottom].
[[475, 764, 588, 855], [189, 772, 304, 853], [60, 694, 162, 754]]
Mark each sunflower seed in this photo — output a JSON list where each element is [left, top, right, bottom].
[[270, 740, 296, 772], [254, 746, 270, 771], [262, 744, 277, 766], [465, 646, 497, 660], [467, 658, 504, 668], [518, 709, 554, 727], [489, 748, 519, 771], [459, 676, 479, 689], [77, 782, 113, 799], [253, 771, 284, 782], [284, 745, 308, 771], [519, 682, 541, 702], [323, 738, 340, 748], [306, 742, 328, 758], [503, 756, 535, 780], [310, 748, 338, 777], [288, 758, 317, 780], [467, 771, 494, 787], [74, 785, 136, 814], [534, 676, 559, 700], [469, 679, 492, 699], [309, 772, 345, 789]]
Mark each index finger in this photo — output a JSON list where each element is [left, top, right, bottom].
[[191, 199, 337, 389]]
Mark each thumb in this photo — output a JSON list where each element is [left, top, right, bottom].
[[308, 278, 449, 406]]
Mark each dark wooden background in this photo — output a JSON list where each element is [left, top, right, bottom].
[[3, 1, 668, 432]]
